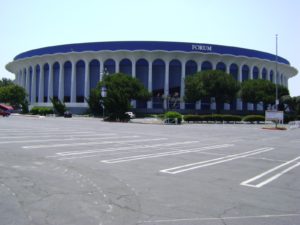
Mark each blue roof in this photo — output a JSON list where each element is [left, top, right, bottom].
[[13, 41, 289, 65]]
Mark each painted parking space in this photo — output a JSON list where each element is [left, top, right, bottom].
[[1, 116, 300, 225], [7, 122, 298, 189]]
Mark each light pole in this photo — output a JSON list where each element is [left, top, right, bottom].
[[275, 34, 279, 110], [101, 86, 107, 119], [99, 68, 108, 120]]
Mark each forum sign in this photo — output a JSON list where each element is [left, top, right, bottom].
[[192, 44, 212, 51]]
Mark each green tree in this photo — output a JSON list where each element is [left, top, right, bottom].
[[185, 70, 240, 113], [86, 88, 102, 116], [0, 84, 27, 110], [98, 73, 150, 121], [50, 98, 66, 116], [240, 79, 289, 109], [0, 78, 14, 87], [280, 95, 300, 115]]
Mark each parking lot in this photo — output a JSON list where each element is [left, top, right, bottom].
[[0, 115, 300, 225]]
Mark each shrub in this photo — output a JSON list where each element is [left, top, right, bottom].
[[222, 115, 242, 122], [105, 113, 130, 122], [242, 115, 265, 123], [39, 107, 53, 115], [51, 98, 66, 116], [184, 115, 203, 122], [30, 107, 54, 115], [21, 101, 29, 114], [201, 114, 213, 122], [211, 114, 223, 122], [164, 111, 182, 124], [184, 114, 242, 123], [30, 107, 40, 115]]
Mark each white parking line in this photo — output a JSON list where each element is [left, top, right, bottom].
[[140, 213, 300, 224], [0, 130, 91, 134], [101, 144, 233, 163], [0, 134, 117, 144], [22, 137, 166, 149], [160, 147, 274, 174], [55, 140, 198, 157], [0, 133, 116, 139], [241, 156, 300, 188]]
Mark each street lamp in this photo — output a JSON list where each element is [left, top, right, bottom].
[[275, 34, 279, 110], [100, 67, 109, 81], [101, 86, 107, 119]]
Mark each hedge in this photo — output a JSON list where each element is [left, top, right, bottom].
[[183, 114, 242, 123], [164, 111, 182, 124], [30, 107, 54, 115], [183, 115, 204, 122], [242, 115, 265, 123]]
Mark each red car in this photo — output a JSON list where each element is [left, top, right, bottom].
[[0, 109, 10, 117], [0, 104, 13, 117]]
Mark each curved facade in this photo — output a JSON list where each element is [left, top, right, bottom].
[[6, 41, 298, 113]]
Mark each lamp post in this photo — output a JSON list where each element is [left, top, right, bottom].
[[275, 34, 279, 110], [101, 86, 107, 119], [99, 68, 108, 120]]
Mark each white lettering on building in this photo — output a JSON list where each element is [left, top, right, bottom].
[[192, 45, 212, 51]]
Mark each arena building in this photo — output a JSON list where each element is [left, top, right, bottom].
[[5, 41, 298, 113]]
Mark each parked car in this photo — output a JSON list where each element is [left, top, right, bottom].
[[64, 111, 72, 118], [125, 111, 135, 119], [0, 109, 10, 117]]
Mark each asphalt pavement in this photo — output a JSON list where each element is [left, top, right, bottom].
[[0, 115, 299, 225]]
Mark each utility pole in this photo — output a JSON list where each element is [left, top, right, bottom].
[[275, 34, 278, 110]]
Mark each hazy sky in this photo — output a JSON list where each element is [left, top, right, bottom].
[[1, 0, 299, 96]]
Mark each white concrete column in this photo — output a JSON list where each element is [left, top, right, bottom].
[[70, 61, 76, 103], [38, 65, 44, 103], [147, 61, 153, 109], [237, 65, 243, 110], [180, 61, 186, 110], [266, 69, 270, 81], [211, 61, 217, 70], [224, 103, 230, 110], [14, 71, 17, 85], [17, 72, 20, 85], [248, 65, 254, 110], [13, 72, 17, 85], [284, 76, 288, 87], [13, 73, 17, 85], [196, 61, 202, 109], [19, 70, 23, 86], [25, 67, 30, 94], [22, 69, 26, 88], [84, 60, 90, 102], [99, 60, 103, 81], [58, 62, 64, 102], [131, 60, 136, 108], [238, 64, 243, 82], [47, 63, 53, 102], [115, 59, 120, 73], [195, 101, 201, 110], [249, 65, 254, 80], [257, 102, 263, 111], [224, 61, 231, 110], [198, 61, 202, 72], [164, 60, 169, 109], [259, 67, 263, 79], [226, 62, 230, 74], [31, 66, 36, 104]]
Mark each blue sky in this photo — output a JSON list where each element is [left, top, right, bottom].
[[1, 0, 299, 96]]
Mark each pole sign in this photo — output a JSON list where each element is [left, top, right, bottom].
[[265, 110, 284, 122]]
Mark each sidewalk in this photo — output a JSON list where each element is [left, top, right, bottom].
[[129, 118, 163, 124]]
